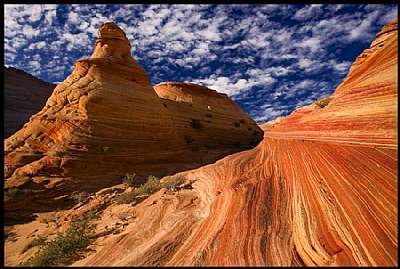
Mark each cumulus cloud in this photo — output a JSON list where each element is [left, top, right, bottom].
[[3, 4, 398, 123]]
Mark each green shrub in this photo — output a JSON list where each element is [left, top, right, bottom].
[[19, 213, 98, 267], [162, 176, 184, 189], [121, 173, 137, 187], [5, 188, 21, 197], [102, 146, 112, 154], [115, 176, 161, 204], [314, 97, 331, 108], [234, 121, 240, 127], [190, 119, 203, 130], [21, 235, 47, 254], [54, 151, 65, 157]]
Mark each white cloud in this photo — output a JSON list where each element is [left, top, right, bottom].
[[292, 4, 323, 21]]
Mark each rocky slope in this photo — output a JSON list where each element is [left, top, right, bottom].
[[3, 22, 263, 225], [4, 66, 55, 138], [62, 18, 395, 266], [4, 19, 397, 267]]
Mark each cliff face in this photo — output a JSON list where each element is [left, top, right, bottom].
[[4, 66, 55, 138], [3, 22, 263, 225], [67, 19, 397, 266]]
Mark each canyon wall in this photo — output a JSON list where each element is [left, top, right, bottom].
[[71, 18, 398, 267], [4, 66, 55, 138], [3, 22, 263, 225]]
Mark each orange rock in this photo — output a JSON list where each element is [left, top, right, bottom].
[[3, 22, 263, 225], [69, 19, 397, 267]]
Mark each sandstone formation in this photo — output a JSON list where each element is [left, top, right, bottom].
[[60, 19, 395, 266], [4, 66, 55, 138], [3, 22, 263, 225]]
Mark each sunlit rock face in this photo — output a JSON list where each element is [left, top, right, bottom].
[[3, 22, 263, 225], [73, 19, 397, 267], [4, 66, 55, 138]]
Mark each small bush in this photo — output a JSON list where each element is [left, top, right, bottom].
[[191, 119, 203, 130], [115, 176, 161, 204], [162, 176, 184, 189], [19, 213, 98, 267], [184, 135, 193, 144], [192, 146, 200, 152], [121, 173, 137, 187], [234, 122, 240, 127], [5, 188, 21, 197], [314, 97, 331, 108], [205, 113, 212, 118], [54, 151, 65, 157], [21, 235, 47, 254], [163, 103, 168, 108], [102, 146, 112, 154], [71, 191, 88, 204], [239, 119, 246, 124]]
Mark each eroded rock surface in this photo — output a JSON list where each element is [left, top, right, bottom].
[[4, 22, 263, 225], [66, 19, 397, 267], [4, 66, 55, 138]]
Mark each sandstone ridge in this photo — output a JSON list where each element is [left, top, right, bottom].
[[4, 22, 263, 225], [58, 18, 397, 267], [4, 66, 55, 138]]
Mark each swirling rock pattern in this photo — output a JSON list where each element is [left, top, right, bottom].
[[3, 22, 263, 225], [72, 19, 397, 266]]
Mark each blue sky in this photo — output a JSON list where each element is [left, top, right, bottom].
[[4, 4, 398, 123]]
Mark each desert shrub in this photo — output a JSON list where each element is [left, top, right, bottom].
[[21, 235, 48, 254], [162, 176, 185, 189], [121, 173, 137, 187], [190, 119, 203, 130], [54, 151, 65, 157], [184, 135, 193, 144], [239, 119, 246, 124], [141, 176, 161, 194], [314, 97, 331, 108], [71, 191, 88, 204], [4, 188, 21, 197], [205, 113, 212, 118], [115, 176, 161, 204], [192, 146, 200, 152], [163, 102, 168, 107], [234, 121, 240, 127], [102, 146, 112, 154], [19, 213, 98, 267]]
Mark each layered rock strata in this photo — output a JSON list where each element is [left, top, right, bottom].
[[4, 22, 263, 225], [4, 66, 55, 138], [69, 19, 397, 266]]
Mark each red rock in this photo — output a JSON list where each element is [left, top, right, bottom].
[[3, 22, 263, 225], [68, 19, 398, 267]]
